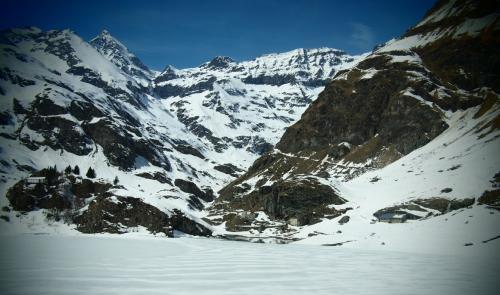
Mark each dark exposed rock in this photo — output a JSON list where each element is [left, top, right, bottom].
[[406, 0, 500, 92], [82, 119, 171, 171], [70, 179, 112, 199], [135, 172, 172, 185], [217, 177, 346, 228], [155, 77, 216, 98], [154, 66, 178, 83], [338, 215, 350, 225], [75, 194, 211, 236], [172, 143, 205, 159], [75, 194, 172, 235], [6, 169, 76, 211], [0, 111, 13, 125], [374, 197, 475, 222], [222, 212, 254, 232], [174, 178, 214, 202], [205, 56, 234, 69], [169, 209, 212, 236], [187, 195, 204, 211], [478, 189, 500, 208], [413, 197, 474, 214], [276, 67, 448, 157], [13, 98, 28, 114], [242, 74, 297, 86], [22, 116, 93, 155], [214, 163, 244, 177], [32, 95, 66, 116], [373, 206, 422, 223], [68, 100, 105, 121], [89, 30, 152, 80], [0, 67, 36, 87]]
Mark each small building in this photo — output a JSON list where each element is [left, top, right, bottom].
[[25, 177, 47, 185], [288, 218, 301, 226], [378, 212, 407, 223]]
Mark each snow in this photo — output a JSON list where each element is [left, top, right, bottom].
[[378, 11, 499, 53], [0, 234, 498, 295], [294, 102, 500, 254], [453, 13, 500, 38], [1, 20, 499, 270], [416, 0, 460, 27]]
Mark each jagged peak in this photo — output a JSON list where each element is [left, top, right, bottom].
[[205, 56, 235, 69], [161, 65, 178, 73], [89, 29, 151, 75], [90, 29, 126, 49]]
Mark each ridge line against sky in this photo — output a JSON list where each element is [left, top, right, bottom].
[[1, 0, 436, 70]]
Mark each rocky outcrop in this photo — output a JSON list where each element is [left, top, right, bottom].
[[276, 58, 450, 159], [82, 119, 171, 171], [214, 163, 244, 177], [216, 177, 346, 227], [172, 142, 205, 159], [135, 171, 172, 185], [6, 168, 110, 212], [174, 179, 214, 202], [75, 195, 212, 236], [373, 197, 475, 222]]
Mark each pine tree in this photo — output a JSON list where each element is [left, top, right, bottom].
[[64, 165, 72, 175], [113, 176, 119, 185], [73, 165, 80, 175], [46, 165, 59, 186], [86, 167, 96, 179]]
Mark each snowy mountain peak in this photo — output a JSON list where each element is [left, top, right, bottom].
[[90, 29, 152, 82], [205, 56, 235, 69], [100, 29, 111, 36]]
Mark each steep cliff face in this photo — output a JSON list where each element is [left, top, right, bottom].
[[211, 0, 500, 242]]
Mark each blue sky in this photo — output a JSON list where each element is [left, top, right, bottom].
[[1, 0, 436, 70]]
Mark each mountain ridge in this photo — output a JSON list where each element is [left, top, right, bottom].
[[0, 25, 363, 237]]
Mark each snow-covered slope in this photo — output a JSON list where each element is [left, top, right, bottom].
[[0, 27, 223, 233], [153, 48, 362, 160], [0, 27, 362, 236], [210, 0, 500, 253], [294, 102, 500, 253]]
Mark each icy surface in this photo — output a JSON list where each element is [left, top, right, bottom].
[[0, 234, 498, 295]]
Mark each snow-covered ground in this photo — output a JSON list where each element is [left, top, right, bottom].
[[0, 234, 498, 295]]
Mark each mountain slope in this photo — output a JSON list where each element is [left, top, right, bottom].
[[0, 27, 361, 236], [210, 0, 500, 251]]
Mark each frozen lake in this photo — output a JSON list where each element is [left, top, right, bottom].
[[0, 235, 498, 295]]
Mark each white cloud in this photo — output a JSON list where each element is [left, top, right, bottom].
[[349, 22, 375, 50]]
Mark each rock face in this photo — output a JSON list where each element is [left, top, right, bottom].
[[215, 177, 346, 228], [276, 59, 450, 157], [75, 194, 212, 236], [174, 179, 214, 202], [6, 168, 92, 211], [5, 167, 212, 236], [373, 197, 475, 222]]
